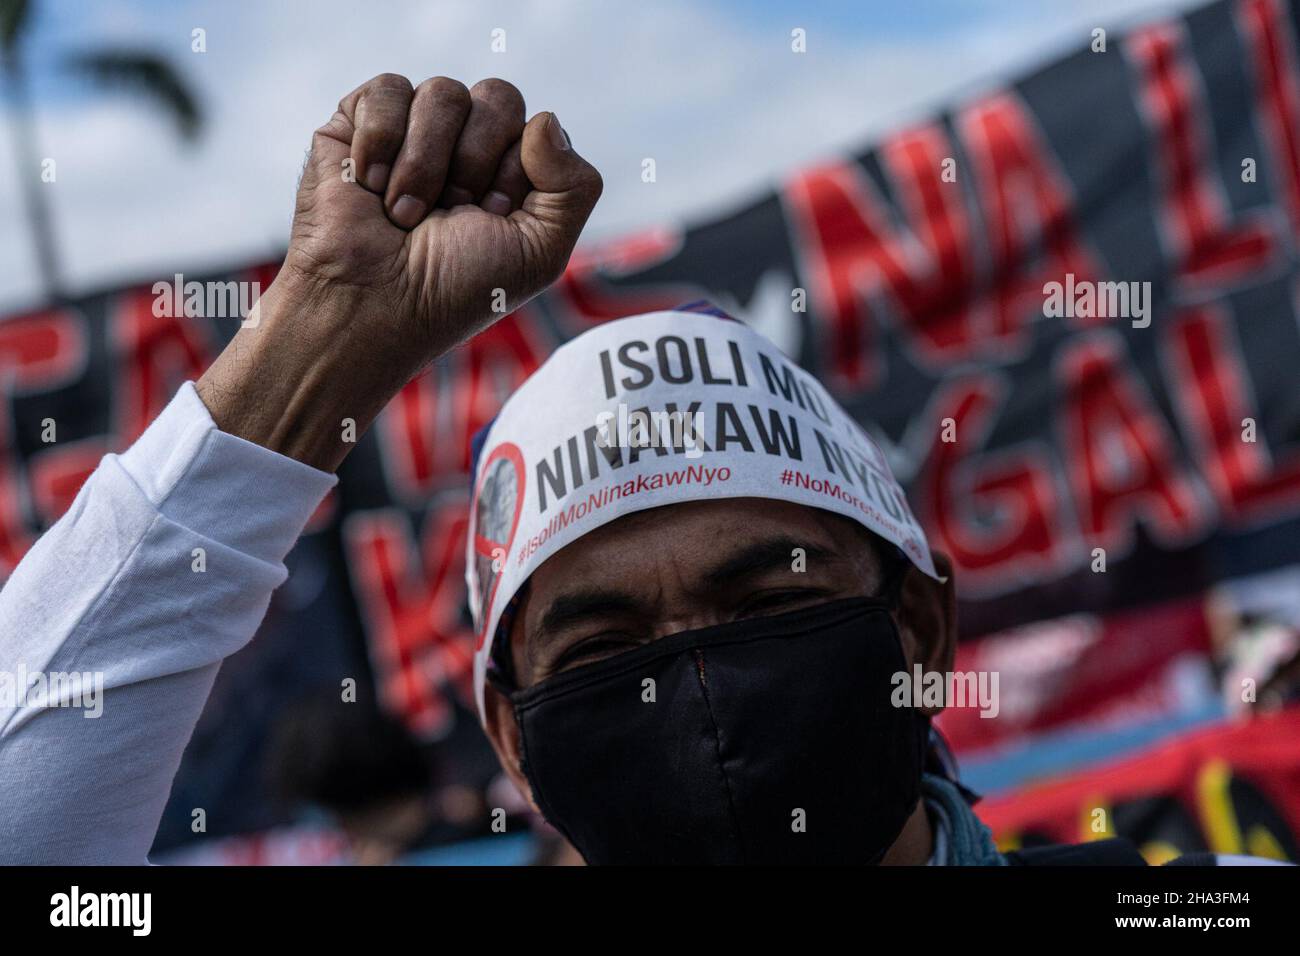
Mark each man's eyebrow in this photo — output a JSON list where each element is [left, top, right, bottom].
[[702, 536, 839, 588], [533, 589, 643, 644]]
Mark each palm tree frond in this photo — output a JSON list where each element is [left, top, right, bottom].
[[0, 0, 30, 58], [64, 49, 201, 140]]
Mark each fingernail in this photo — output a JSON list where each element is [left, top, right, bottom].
[[547, 112, 570, 150], [442, 185, 475, 207], [483, 190, 512, 216], [365, 163, 390, 191], [391, 194, 426, 229]]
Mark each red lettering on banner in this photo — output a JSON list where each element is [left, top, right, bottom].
[[919, 376, 1062, 583], [959, 93, 1099, 338], [555, 228, 691, 329], [0, 312, 83, 388], [1128, 22, 1276, 287], [1166, 304, 1300, 520], [1057, 332, 1204, 551], [380, 311, 550, 500], [785, 122, 976, 388], [343, 502, 474, 737], [1240, 0, 1300, 239], [881, 126, 979, 361], [386, 375, 439, 495], [242, 261, 281, 295], [112, 288, 214, 444], [304, 488, 337, 534], [0, 310, 86, 575], [28, 439, 109, 525]]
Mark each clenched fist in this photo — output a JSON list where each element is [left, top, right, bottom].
[[289, 73, 602, 356], [197, 74, 602, 471]]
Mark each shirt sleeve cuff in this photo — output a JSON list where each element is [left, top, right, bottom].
[[116, 381, 339, 566]]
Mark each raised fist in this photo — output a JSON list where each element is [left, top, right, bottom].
[[287, 72, 603, 361], [196, 74, 602, 471]]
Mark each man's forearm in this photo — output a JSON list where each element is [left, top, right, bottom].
[[196, 270, 419, 473], [0, 380, 336, 863]]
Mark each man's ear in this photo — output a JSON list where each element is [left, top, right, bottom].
[[482, 683, 541, 814], [894, 550, 957, 718]]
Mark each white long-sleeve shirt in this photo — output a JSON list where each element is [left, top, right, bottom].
[[0, 382, 336, 864]]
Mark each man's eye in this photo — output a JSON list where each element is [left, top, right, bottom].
[[737, 590, 822, 617], [554, 635, 639, 670]]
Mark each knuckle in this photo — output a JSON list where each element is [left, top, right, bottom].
[[314, 111, 350, 139], [357, 74, 414, 122], [471, 78, 524, 115], [419, 75, 471, 108], [370, 72, 413, 95]]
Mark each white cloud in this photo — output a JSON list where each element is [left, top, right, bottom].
[[0, 0, 1205, 311]]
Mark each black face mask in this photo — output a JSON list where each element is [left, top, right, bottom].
[[499, 596, 930, 865]]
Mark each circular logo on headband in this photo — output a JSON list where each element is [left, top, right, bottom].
[[472, 442, 525, 650]]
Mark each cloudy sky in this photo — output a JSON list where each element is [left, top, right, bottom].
[[0, 0, 1205, 313]]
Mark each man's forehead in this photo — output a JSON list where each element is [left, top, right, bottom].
[[523, 498, 881, 600], [501, 498, 890, 680]]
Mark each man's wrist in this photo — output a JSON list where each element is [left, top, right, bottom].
[[195, 270, 416, 473]]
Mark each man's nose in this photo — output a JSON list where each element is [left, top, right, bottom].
[[642, 566, 729, 639]]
